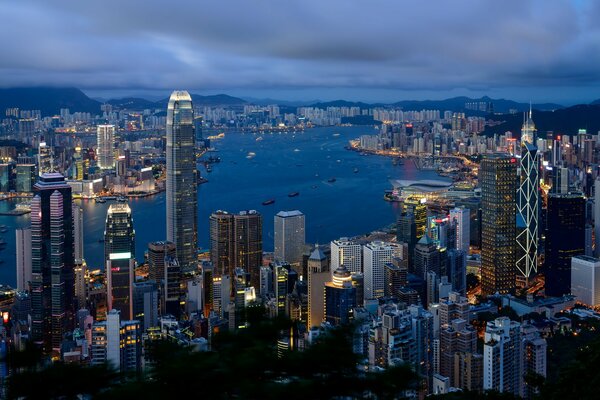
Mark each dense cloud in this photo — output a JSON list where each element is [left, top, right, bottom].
[[1, 0, 599, 102]]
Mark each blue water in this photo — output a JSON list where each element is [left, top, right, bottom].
[[0, 126, 443, 285]]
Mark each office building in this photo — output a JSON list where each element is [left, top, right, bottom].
[[233, 210, 263, 288], [449, 207, 470, 254], [73, 204, 84, 262], [324, 265, 356, 325], [133, 281, 159, 330], [30, 173, 74, 353], [37, 141, 53, 176], [163, 256, 182, 318], [595, 178, 600, 257], [15, 228, 32, 292], [384, 262, 407, 298], [516, 109, 539, 282], [545, 193, 585, 296], [147, 241, 176, 283], [363, 241, 399, 300], [307, 246, 329, 328], [404, 196, 427, 240], [15, 163, 36, 192], [447, 249, 466, 294], [166, 90, 198, 271], [397, 211, 417, 268], [97, 124, 115, 169], [571, 255, 600, 307], [274, 210, 305, 271], [480, 154, 517, 296], [104, 204, 135, 320], [414, 234, 441, 279], [330, 237, 362, 274], [274, 262, 289, 316], [209, 211, 234, 276]]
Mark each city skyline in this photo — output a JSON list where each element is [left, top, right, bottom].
[[1, 1, 600, 104]]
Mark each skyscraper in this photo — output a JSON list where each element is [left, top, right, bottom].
[[30, 173, 74, 353], [307, 245, 329, 328], [449, 207, 470, 254], [274, 210, 305, 270], [166, 90, 197, 271], [480, 154, 517, 296], [147, 241, 176, 283], [545, 193, 585, 296], [363, 241, 399, 300], [570, 255, 600, 307], [16, 228, 32, 292], [516, 109, 539, 283], [324, 265, 356, 325], [97, 124, 115, 169], [104, 204, 135, 320], [483, 317, 522, 396], [209, 211, 234, 276], [233, 210, 263, 288], [73, 204, 84, 262]]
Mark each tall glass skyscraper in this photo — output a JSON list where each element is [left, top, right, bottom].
[[30, 172, 74, 353], [97, 124, 115, 169], [104, 203, 136, 320], [516, 109, 539, 283], [166, 90, 198, 271], [480, 154, 517, 296]]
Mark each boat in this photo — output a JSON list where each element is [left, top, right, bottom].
[[246, 152, 256, 159], [262, 199, 275, 206], [206, 165, 212, 173], [0, 228, 7, 233], [256, 136, 264, 142], [288, 192, 300, 197], [353, 167, 359, 173], [116, 196, 128, 203], [333, 133, 341, 137], [293, 148, 301, 152], [95, 198, 107, 204], [328, 178, 337, 183]]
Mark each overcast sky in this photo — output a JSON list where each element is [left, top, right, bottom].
[[1, 0, 599, 103]]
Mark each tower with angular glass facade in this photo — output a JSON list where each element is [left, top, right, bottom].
[[516, 109, 539, 283], [166, 90, 197, 271]]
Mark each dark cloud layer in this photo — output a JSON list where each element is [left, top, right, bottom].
[[1, 0, 599, 102]]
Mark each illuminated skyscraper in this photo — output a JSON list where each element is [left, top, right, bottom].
[[104, 203, 135, 320], [480, 154, 517, 296], [404, 196, 427, 240], [516, 109, 539, 282], [331, 237, 362, 274], [97, 124, 115, 169], [30, 173, 74, 353], [166, 90, 197, 271], [324, 265, 356, 325]]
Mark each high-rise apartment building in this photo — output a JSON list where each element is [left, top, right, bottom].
[[166, 90, 197, 271], [480, 154, 517, 296], [97, 124, 115, 169], [483, 317, 522, 395], [274, 210, 305, 270], [30, 172, 74, 353]]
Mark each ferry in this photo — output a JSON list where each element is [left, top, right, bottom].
[[262, 199, 275, 206], [246, 152, 256, 159], [288, 192, 300, 197]]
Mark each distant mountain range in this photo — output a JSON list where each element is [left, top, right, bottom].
[[0, 87, 597, 135], [484, 104, 600, 137]]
